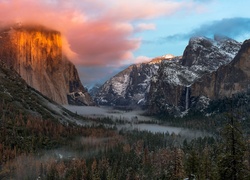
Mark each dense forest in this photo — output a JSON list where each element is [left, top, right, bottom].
[[1, 94, 250, 180]]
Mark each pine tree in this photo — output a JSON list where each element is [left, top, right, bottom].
[[200, 146, 218, 180], [217, 109, 247, 180], [91, 158, 100, 180], [173, 148, 184, 180], [185, 149, 199, 180]]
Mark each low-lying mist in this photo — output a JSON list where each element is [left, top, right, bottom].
[[63, 105, 156, 122], [5, 135, 121, 180]]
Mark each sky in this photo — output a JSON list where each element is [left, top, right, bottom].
[[1, 0, 250, 88]]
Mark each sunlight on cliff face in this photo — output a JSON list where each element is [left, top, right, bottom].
[[10, 29, 63, 55], [1, 27, 70, 104]]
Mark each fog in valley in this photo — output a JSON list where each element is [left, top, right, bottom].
[[64, 105, 211, 138], [63, 105, 155, 122]]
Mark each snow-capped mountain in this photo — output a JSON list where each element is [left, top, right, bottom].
[[88, 84, 102, 97], [95, 35, 242, 115], [147, 35, 242, 115], [182, 35, 240, 72], [148, 36, 240, 88], [95, 56, 172, 106]]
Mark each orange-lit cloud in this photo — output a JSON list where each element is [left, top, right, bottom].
[[0, 0, 198, 67]]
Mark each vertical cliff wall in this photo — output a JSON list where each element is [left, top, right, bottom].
[[146, 36, 242, 115], [190, 39, 250, 100], [0, 25, 94, 105], [95, 58, 162, 106]]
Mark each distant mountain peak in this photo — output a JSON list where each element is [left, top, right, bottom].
[[189, 36, 213, 44], [147, 35, 242, 115], [94, 35, 242, 112], [148, 54, 175, 65], [182, 35, 241, 68]]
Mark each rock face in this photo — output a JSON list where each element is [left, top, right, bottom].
[[147, 36, 242, 115], [181, 36, 240, 70], [0, 61, 84, 122], [95, 56, 171, 106], [92, 35, 247, 115], [95, 36, 242, 113], [190, 39, 250, 100], [0, 25, 94, 105], [88, 83, 102, 97]]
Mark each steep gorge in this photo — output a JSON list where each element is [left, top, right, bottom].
[[0, 25, 94, 105]]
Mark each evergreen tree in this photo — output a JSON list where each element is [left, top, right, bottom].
[[91, 158, 100, 180], [185, 149, 199, 180], [217, 110, 247, 180], [173, 148, 184, 180], [200, 146, 218, 180]]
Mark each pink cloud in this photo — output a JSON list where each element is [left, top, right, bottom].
[[102, 0, 185, 21], [136, 23, 156, 32], [0, 0, 200, 68]]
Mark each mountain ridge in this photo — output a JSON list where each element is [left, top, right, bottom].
[[94, 56, 168, 106], [95, 35, 243, 115]]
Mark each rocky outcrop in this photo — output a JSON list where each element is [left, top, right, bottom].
[[0, 25, 94, 105], [146, 36, 241, 115], [190, 39, 250, 100], [93, 35, 244, 115], [182, 36, 240, 70], [95, 56, 170, 106]]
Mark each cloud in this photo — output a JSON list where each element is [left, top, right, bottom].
[[102, 0, 185, 21], [0, 0, 198, 67], [163, 17, 250, 41], [135, 23, 156, 32], [0, 0, 205, 85]]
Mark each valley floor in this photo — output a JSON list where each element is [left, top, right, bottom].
[[63, 105, 156, 122]]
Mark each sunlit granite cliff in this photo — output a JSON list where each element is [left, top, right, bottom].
[[0, 25, 94, 105]]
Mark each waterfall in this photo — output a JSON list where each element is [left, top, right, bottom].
[[185, 86, 189, 110]]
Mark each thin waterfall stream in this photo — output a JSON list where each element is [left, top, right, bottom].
[[185, 86, 189, 110]]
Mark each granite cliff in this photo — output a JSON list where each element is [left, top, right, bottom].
[[0, 25, 94, 105], [94, 56, 173, 106], [147, 36, 241, 115], [148, 36, 246, 115], [190, 39, 250, 101], [94, 35, 243, 115], [0, 61, 85, 122]]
